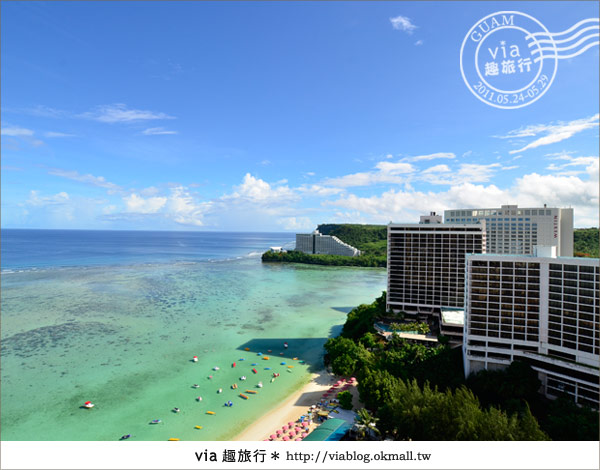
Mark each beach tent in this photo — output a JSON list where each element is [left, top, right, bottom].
[[302, 419, 351, 441]]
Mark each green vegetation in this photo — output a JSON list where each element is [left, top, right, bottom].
[[261, 223, 387, 267], [574, 227, 599, 257], [261, 249, 385, 267], [324, 291, 599, 441], [337, 390, 353, 410]]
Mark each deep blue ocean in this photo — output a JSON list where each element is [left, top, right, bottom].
[[1, 229, 296, 270]]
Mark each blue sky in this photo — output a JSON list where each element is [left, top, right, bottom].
[[1, 1, 598, 231]]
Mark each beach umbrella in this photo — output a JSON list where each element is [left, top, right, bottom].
[[288, 421, 294, 426], [295, 438, 302, 441], [289, 430, 296, 437], [270, 434, 277, 439], [282, 425, 289, 431], [276, 429, 282, 435], [295, 426, 302, 432], [302, 421, 309, 427], [282, 436, 290, 441], [301, 432, 308, 438]]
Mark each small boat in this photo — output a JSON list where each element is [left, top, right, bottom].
[[245, 390, 257, 394], [293, 357, 298, 360], [280, 362, 286, 365], [192, 384, 200, 388], [150, 419, 162, 424], [284, 342, 288, 348], [196, 396, 203, 401], [239, 358, 245, 361], [264, 367, 271, 370], [120, 434, 131, 440], [251, 363, 257, 366], [263, 356, 270, 360], [232, 362, 236, 368], [239, 394, 249, 400], [208, 375, 213, 379], [257, 382, 263, 388], [213, 366, 220, 371], [192, 356, 198, 362], [83, 401, 94, 409], [252, 368, 258, 374], [257, 352, 262, 356], [173, 407, 180, 413], [287, 369, 292, 373], [270, 378, 275, 383], [267, 349, 272, 353], [231, 384, 238, 389], [287, 365, 294, 368], [279, 352, 284, 355], [272, 373, 280, 378], [168, 438, 180, 441], [244, 347, 250, 351], [240, 376, 246, 381], [224, 401, 233, 407], [217, 388, 223, 394], [299, 360, 305, 364], [206, 411, 215, 415], [195, 425, 203, 429]]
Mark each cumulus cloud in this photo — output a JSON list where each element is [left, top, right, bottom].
[[323, 161, 415, 188], [390, 15, 418, 34], [165, 186, 211, 226], [495, 114, 599, 154], [124, 193, 167, 214], [225, 173, 297, 203]]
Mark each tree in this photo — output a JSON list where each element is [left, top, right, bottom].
[[354, 408, 380, 440], [337, 390, 353, 410]]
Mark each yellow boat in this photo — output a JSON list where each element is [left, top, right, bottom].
[[168, 438, 180, 441], [195, 425, 203, 429], [245, 389, 258, 394], [244, 347, 250, 351], [293, 357, 298, 360], [287, 365, 294, 368], [206, 411, 215, 415], [239, 393, 249, 399], [262, 356, 270, 360]]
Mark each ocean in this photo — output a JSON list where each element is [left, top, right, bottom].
[[0, 229, 386, 441]]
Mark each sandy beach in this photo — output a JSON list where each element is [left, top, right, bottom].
[[233, 369, 360, 441]]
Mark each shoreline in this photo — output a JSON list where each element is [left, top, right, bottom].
[[232, 369, 336, 441], [233, 369, 360, 441]]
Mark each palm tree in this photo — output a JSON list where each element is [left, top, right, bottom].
[[389, 322, 402, 334], [354, 408, 381, 440]]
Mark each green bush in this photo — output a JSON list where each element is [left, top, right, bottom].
[[337, 391, 353, 410]]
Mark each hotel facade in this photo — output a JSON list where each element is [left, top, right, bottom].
[[444, 204, 573, 256], [296, 230, 361, 257], [386, 223, 485, 316], [463, 253, 599, 408]]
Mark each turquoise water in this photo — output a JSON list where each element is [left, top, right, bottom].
[[1, 254, 386, 440]]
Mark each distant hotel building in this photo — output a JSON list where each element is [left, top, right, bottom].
[[386, 221, 485, 317], [295, 230, 361, 257], [444, 204, 573, 256], [464, 251, 599, 408]]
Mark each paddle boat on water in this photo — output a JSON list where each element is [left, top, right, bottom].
[[192, 356, 198, 362], [240, 376, 247, 381], [168, 438, 180, 441], [272, 373, 280, 378], [217, 388, 223, 394], [252, 368, 258, 374], [284, 342, 288, 349], [251, 363, 257, 366], [195, 425, 203, 429], [150, 419, 162, 424], [231, 383, 238, 389], [245, 389, 257, 394], [239, 393, 249, 400], [232, 362, 236, 368], [264, 367, 272, 370], [257, 382, 263, 388], [120, 434, 131, 440], [213, 366, 220, 371], [172, 407, 180, 413], [83, 401, 94, 409], [206, 411, 215, 415], [224, 401, 233, 407], [196, 396, 203, 402], [192, 384, 200, 389]]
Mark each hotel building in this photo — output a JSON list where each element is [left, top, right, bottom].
[[463, 251, 599, 408], [444, 204, 573, 256], [386, 223, 485, 317], [295, 230, 361, 257]]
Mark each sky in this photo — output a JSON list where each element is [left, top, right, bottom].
[[1, 1, 598, 231]]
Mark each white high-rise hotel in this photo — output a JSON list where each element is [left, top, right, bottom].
[[463, 253, 599, 408], [444, 205, 573, 256]]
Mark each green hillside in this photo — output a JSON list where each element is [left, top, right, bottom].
[[574, 228, 599, 258], [317, 224, 388, 257]]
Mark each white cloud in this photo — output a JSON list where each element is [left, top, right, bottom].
[[80, 104, 175, 123], [403, 152, 456, 162], [226, 173, 296, 203], [166, 186, 211, 226], [277, 217, 314, 231], [501, 165, 520, 170], [422, 164, 451, 174], [1, 126, 34, 136], [124, 193, 167, 214], [44, 131, 75, 138], [297, 184, 345, 197], [26, 190, 70, 206], [414, 39, 424, 46], [546, 155, 598, 173], [390, 15, 418, 34], [141, 127, 178, 135], [323, 161, 415, 188], [48, 168, 123, 194], [419, 163, 501, 185], [495, 114, 599, 154]]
